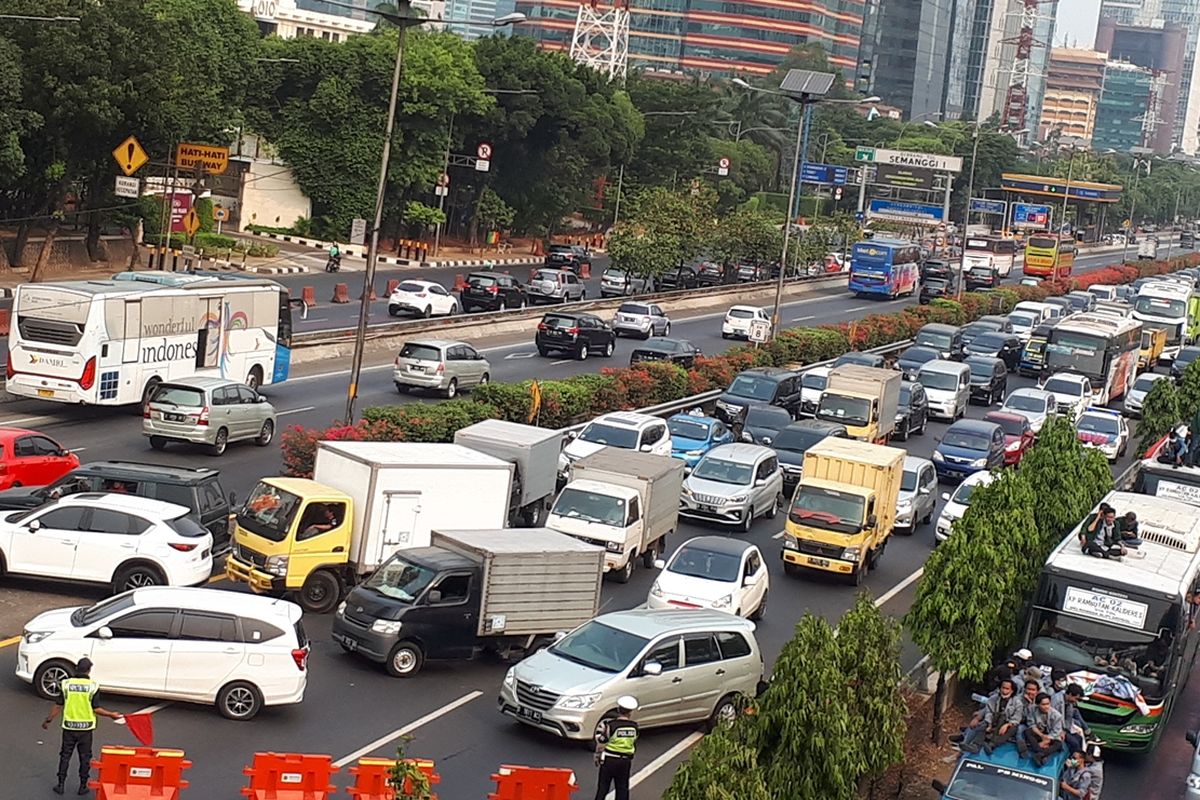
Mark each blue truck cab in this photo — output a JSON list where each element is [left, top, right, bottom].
[[932, 744, 1068, 800]]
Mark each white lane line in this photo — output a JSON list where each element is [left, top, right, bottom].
[[874, 566, 924, 608], [130, 701, 172, 715], [0, 414, 67, 427], [505, 352, 538, 360], [790, 314, 815, 323], [333, 690, 483, 768], [771, 530, 784, 539], [551, 359, 573, 366], [69, 448, 86, 454], [277, 406, 317, 416], [607, 732, 705, 800]]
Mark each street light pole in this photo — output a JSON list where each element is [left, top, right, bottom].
[[956, 127, 980, 302], [1121, 158, 1150, 262]]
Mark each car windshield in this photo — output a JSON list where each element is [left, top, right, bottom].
[[669, 418, 711, 441], [727, 375, 777, 401], [943, 429, 991, 450], [579, 422, 639, 449], [71, 593, 136, 627], [1043, 378, 1083, 397], [363, 555, 437, 602], [774, 427, 828, 451], [916, 330, 953, 349], [727, 308, 756, 319], [549, 621, 649, 674], [1078, 414, 1120, 434], [901, 469, 921, 492], [987, 416, 1026, 436], [618, 303, 650, 315], [951, 480, 983, 505], [944, 760, 1054, 800], [789, 486, 865, 533], [667, 545, 741, 582], [1135, 296, 1187, 317], [1005, 393, 1045, 413], [817, 394, 871, 427], [745, 407, 791, 430], [551, 487, 627, 526], [237, 483, 302, 542], [802, 372, 828, 390], [151, 385, 204, 407], [1133, 375, 1162, 392], [398, 343, 442, 361], [1008, 312, 1037, 328], [692, 457, 753, 485], [919, 370, 960, 391], [397, 281, 428, 293], [900, 347, 939, 365]]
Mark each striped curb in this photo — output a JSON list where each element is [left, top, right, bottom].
[[246, 230, 548, 269]]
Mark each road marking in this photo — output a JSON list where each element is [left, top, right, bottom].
[[551, 359, 573, 365], [790, 315, 815, 323], [0, 635, 21, 648], [130, 701, 172, 715], [505, 352, 537, 360], [0, 414, 66, 427], [69, 448, 86, 453], [772, 530, 784, 539], [277, 406, 316, 416], [607, 732, 705, 800], [874, 566, 924, 608], [333, 690, 483, 767]]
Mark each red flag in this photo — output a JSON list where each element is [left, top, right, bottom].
[[122, 713, 154, 746]]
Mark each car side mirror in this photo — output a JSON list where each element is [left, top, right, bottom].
[[743, 573, 759, 587], [931, 779, 947, 793], [428, 589, 442, 604], [640, 444, 652, 452], [941, 492, 951, 501], [919, 487, 931, 495], [642, 661, 663, 677], [97, 626, 113, 641], [867, 514, 877, 527], [653, 558, 666, 570], [27, 519, 41, 531], [683, 467, 692, 476], [553, 631, 567, 643], [567, 431, 578, 440], [754, 479, 766, 487]]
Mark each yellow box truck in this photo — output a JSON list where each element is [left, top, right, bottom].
[[780, 437, 904, 585]]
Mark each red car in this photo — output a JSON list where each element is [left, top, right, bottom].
[[0, 428, 78, 489], [984, 411, 1035, 466]]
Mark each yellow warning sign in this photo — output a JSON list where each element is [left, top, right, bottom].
[[181, 208, 201, 236], [176, 143, 230, 175], [112, 136, 150, 177]]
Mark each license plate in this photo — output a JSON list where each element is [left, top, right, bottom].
[[37, 389, 54, 398], [807, 557, 831, 568], [699, 504, 717, 513], [409, 365, 425, 373], [166, 413, 186, 422], [517, 706, 543, 723], [336, 634, 358, 652]]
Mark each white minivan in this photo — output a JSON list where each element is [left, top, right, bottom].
[[17, 587, 308, 720], [916, 361, 970, 421]]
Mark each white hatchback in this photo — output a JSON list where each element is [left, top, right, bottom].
[[17, 587, 308, 720], [386, 279, 459, 318], [0, 493, 213, 595], [722, 305, 770, 340], [935, 471, 996, 542], [649, 536, 768, 619]]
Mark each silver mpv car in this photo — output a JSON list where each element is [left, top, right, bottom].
[[499, 609, 763, 740], [393, 338, 491, 398], [143, 377, 277, 456]]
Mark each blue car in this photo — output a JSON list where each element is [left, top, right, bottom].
[[933, 743, 1067, 800], [667, 412, 734, 467], [933, 419, 1006, 481]]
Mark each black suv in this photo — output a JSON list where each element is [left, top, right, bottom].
[[895, 381, 929, 441], [773, 420, 849, 493], [0, 461, 233, 551], [713, 367, 803, 425], [921, 259, 952, 280], [535, 311, 616, 361], [658, 265, 698, 291], [461, 272, 527, 312], [965, 265, 1000, 290], [695, 263, 731, 287], [544, 244, 590, 274], [965, 356, 1008, 405], [919, 276, 956, 304]]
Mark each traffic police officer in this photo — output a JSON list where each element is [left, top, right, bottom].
[[42, 657, 123, 796], [593, 695, 639, 800]]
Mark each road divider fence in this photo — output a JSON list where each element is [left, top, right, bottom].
[[331, 283, 351, 304], [242, 751, 337, 799], [488, 765, 579, 799]]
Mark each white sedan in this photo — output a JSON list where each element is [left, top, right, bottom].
[[722, 305, 771, 340], [1075, 409, 1129, 461], [648, 536, 768, 619], [386, 280, 459, 318]]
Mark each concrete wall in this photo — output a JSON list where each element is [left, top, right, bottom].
[[238, 160, 311, 233]]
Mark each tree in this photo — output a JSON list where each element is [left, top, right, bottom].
[[747, 614, 857, 799], [1017, 416, 1114, 551], [663, 725, 771, 800], [1138, 377, 1183, 453], [607, 187, 713, 279], [400, 201, 445, 238], [625, 75, 719, 190], [476, 188, 515, 233], [836, 593, 907, 787], [709, 209, 781, 268], [1179, 359, 1200, 424], [386, 737, 434, 800]]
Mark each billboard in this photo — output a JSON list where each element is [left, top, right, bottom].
[[1012, 202, 1051, 229], [969, 198, 1007, 215], [867, 199, 945, 225], [874, 164, 935, 190]]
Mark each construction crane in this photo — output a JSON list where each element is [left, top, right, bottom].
[[1000, 0, 1042, 133], [569, 0, 630, 81]]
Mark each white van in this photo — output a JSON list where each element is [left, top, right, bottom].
[[1013, 301, 1055, 324], [917, 360, 970, 421], [17, 587, 308, 720]]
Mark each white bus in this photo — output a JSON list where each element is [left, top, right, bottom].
[[1133, 281, 1199, 361], [6, 273, 293, 406], [963, 235, 1018, 278], [1044, 312, 1141, 405]]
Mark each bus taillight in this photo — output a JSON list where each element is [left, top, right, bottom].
[[78, 357, 96, 390]]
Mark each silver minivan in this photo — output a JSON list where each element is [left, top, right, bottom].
[[499, 609, 763, 740], [143, 377, 276, 456], [679, 443, 784, 532], [917, 360, 970, 421], [392, 338, 491, 398]]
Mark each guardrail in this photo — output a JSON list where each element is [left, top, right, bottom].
[[291, 271, 849, 348], [557, 339, 915, 435]]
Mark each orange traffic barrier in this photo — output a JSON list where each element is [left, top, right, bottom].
[[580, 262, 590, 279], [301, 286, 317, 307], [242, 752, 337, 800], [361, 284, 377, 301], [488, 765, 579, 800], [331, 283, 350, 303], [453, 274, 467, 292], [346, 757, 439, 800], [0, 308, 10, 336], [384, 279, 400, 296], [533, 239, 545, 257], [89, 745, 191, 800]]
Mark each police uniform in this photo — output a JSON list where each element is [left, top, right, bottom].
[[56, 676, 99, 790], [594, 715, 639, 800]]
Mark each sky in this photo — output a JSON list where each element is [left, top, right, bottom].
[[1054, 0, 1102, 48]]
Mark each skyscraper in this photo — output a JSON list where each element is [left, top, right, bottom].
[[1093, 60, 1154, 151], [1094, 17, 1186, 154], [858, 0, 958, 119], [446, 0, 514, 39], [976, 0, 1059, 142], [1038, 48, 1107, 144]]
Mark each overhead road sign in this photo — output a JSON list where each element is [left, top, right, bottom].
[[874, 164, 935, 190], [970, 198, 1007, 215], [176, 143, 230, 175], [867, 199, 945, 225], [1012, 203, 1051, 228], [112, 136, 149, 176], [799, 163, 849, 185], [869, 148, 962, 173]]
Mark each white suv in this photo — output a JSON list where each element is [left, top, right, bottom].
[[17, 587, 308, 720], [934, 471, 996, 542], [0, 493, 213, 595], [1040, 372, 1093, 421], [558, 412, 672, 478]]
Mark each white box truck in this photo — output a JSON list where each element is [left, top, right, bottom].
[[454, 419, 563, 527], [546, 447, 684, 583]]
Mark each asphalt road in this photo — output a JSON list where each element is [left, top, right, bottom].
[[0, 245, 1186, 799]]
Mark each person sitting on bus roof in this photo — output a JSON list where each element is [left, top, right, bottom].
[[1019, 692, 1064, 767], [958, 678, 1023, 754], [1116, 511, 1143, 547], [1079, 504, 1124, 560], [1159, 430, 1188, 467]]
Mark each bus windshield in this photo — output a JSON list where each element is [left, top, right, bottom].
[[1135, 296, 1187, 317], [1045, 331, 1107, 377], [1028, 235, 1058, 250]]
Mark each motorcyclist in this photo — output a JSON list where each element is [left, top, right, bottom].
[[326, 242, 342, 272]]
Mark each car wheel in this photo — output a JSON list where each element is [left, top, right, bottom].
[[217, 681, 263, 721], [137, 377, 161, 417], [918, 415, 928, 435], [477, 373, 490, 389], [783, 562, 802, 576], [148, 436, 168, 451], [664, 323, 671, 336], [395, 383, 409, 394], [113, 563, 164, 594], [537, 346, 550, 357], [297, 570, 341, 614], [708, 694, 740, 732], [448, 302, 458, 316], [603, 340, 614, 358], [581, 289, 587, 300], [444, 378, 458, 399], [766, 493, 781, 521], [422, 305, 432, 318], [852, 562, 866, 586], [641, 540, 660, 569], [721, 332, 731, 339], [740, 507, 754, 533], [33, 660, 74, 700], [749, 589, 768, 621], [209, 427, 229, 456], [256, 420, 275, 447], [576, 343, 589, 361], [388, 307, 400, 317], [896, 421, 909, 442], [610, 557, 634, 583], [385, 641, 425, 677]]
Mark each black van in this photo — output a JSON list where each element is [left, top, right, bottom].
[[0, 461, 232, 551]]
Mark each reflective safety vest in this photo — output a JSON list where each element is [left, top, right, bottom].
[[60, 678, 98, 730], [601, 718, 638, 757]]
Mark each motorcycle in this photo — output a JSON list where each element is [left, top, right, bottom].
[[325, 254, 341, 272]]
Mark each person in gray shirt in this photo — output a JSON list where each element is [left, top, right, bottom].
[[1059, 750, 1092, 798], [1019, 692, 1064, 766], [961, 679, 1023, 754]]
